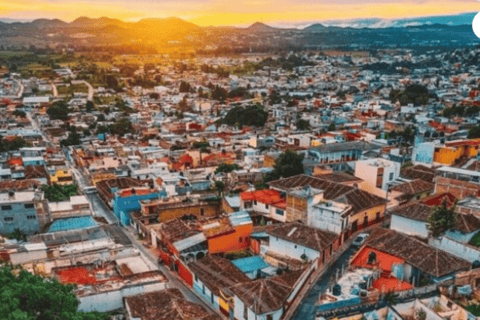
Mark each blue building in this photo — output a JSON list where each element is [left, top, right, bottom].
[[112, 187, 166, 226], [0, 191, 44, 235]]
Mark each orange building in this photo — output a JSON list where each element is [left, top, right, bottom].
[[207, 211, 253, 254]]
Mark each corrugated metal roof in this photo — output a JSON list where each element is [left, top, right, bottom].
[[173, 233, 206, 252], [232, 256, 269, 274], [229, 210, 252, 227]]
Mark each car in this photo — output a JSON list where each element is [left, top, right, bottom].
[[83, 186, 97, 194], [352, 233, 369, 247]]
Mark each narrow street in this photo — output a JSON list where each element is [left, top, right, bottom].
[[291, 247, 359, 320]]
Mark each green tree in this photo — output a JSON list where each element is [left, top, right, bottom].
[[111, 118, 133, 136], [47, 101, 69, 121], [0, 136, 28, 152], [296, 119, 310, 131], [12, 110, 26, 118], [0, 264, 107, 320], [222, 104, 268, 127], [41, 184, 78, 202], [264, 149, 304, 183], [60, 132, 80, 147], [427, 201, 457, 238], [85, 101, 94, 113], [215, 181, 225, 197], [215, 163, 239, 174], [468, 126, 480, 139], [179, 81, 192, 93], [328, 123, 336, 131], [8, 228, 26, 242]]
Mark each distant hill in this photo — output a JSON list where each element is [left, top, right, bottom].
[[247, 22, 278, 32]]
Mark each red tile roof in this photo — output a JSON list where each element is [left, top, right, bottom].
[[241, 189, 286, 207]]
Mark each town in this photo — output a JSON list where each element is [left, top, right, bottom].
[[1, 41, 480, 320]]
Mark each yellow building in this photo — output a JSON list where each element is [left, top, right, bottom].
[[433, 139, 480, 165], [50, 169, 74, 185]]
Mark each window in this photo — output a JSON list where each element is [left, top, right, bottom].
[[275, 209, 284, 216], [267, 315, 273, 320], [254, 200, 257, 206], [200, 208, 205, 216], [389, 172, 394, 181], [202, 285, 205, 294], [4, 217, 13, 222], [195, 275, 198, 282], [27, 215, 36, 220], [24, 203, 34, 209], [265, 204, 269, 209], [239, 237, 243, 243], [1, 205, 12, 211], [211, 292, 214, 304], [294, 245, 297, 249], [244, 304, 248, 319]]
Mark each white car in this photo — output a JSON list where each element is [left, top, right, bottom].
[[352, 233, 369, 247]]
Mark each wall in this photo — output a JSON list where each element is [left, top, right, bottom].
[[349, 205, 385, 232], [0, 201, 40, 235], [157, 202, 220, 223], [113, 191, 164, 225], [233, 295, 283, 320], [412, 143, 435, 164], [268, 236, 320, 261], [429, 237, 480, 263], [390, 215, 429, 239], [77, 281, 167, 312], [208, 223, 253, 254], [192, 277, 220, 311], [435, 177, 480, 200]]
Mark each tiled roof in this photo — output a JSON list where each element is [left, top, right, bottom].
[[268, 174, 386, 214], [188, 256, 251, 296], [391, 179, 434, 196], [400, 165, 435, 183], [231, 269, 305, 314], [364, 228, 470, 278], [240, 189, 286, 206], [267, 222, 338, 252], [125, 288, 219, 320], [390, 202, 432, 222]]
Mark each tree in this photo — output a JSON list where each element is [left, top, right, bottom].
[[8, 228, 26, 242], [296, 119, 310, 131], [215, 181, 225, 197], [85, 101, 94, 113], [468, 126, 480, 139], [328, 123, 336, 131], [0, 136, 27, 152], [222, 104, 268, 128], [215, 163, 239, 174], [60, 132, 80, 147], [0, 264, 107, 320], [427, 201, 457, 238], [41, 184, 78, 202], [179, 81, 192, 93], [264, 149, 304, 183], [192, 141, 210, 149], [12, 110, 26, 118], [47, 101, 69, 121], [111, 118, 133, 136]]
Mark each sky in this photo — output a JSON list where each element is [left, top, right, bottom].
[[1, 0, 480, 26]]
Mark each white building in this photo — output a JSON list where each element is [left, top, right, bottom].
[[355, 158, 400, 191]]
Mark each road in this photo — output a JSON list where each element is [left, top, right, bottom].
[[291, 247, 359, 320], [78, 80, 94, 101]]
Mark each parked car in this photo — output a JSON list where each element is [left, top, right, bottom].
[[352, 233, 369, 247]]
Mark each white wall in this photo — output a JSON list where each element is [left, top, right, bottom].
[[234, 296, 283, 320], [390, 215, 429, 239], [429, 237, 480, 263], [267, 236, 320, 261], [308, 207, 345, 234], [78, 282, 167, 312]]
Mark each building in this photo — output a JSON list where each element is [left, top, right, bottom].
[[434, 167, 480, 199], [0, 190, 49, 235], [240, 189, 287, 223], [112, 187, 166, 226], [124, 288, 219, 320], [354, 158, 400, 191]]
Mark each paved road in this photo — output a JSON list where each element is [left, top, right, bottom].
[[291, 246, 359, 320], [51, 82, 58, 97]]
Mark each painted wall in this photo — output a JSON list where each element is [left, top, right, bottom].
[[77, 282, 167, 312], [0, 201, 40, 235], [268, 236, 320, 262], [208, 223, 253, 254], [429, 237, 480, 263], [233, 295, 283, 320], [390, 215, 429, 239]]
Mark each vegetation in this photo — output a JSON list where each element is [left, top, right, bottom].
[[222, 104, 268, 128], [427, 201, 457, 238], [215, 163, 240, 174], [389, 84, 431, 106], [0, 136, 28, 152], [214, 181, 225, 197], [296, 119, 310, 131], [264, 149, 304, 183], [465, 304, 480, 317], [0, 264, 108, 320], [468, 125, 480, 139], [41, 184, 78, 202], [444, 105, 480, 119], [469, 232, 480, 247], [8, 228, 27, 242], [47, 101, 70, 121], [111, 118, 134, 136], [179, 81, 193, 93]]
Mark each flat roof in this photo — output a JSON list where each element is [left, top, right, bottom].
[[232, 256, 270, 274], [48, 216, 98, 233]]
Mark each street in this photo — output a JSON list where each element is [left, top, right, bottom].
[[291, 246, 359, 320]]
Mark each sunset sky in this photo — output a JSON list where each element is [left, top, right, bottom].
[[1, 0, 480, 26]]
